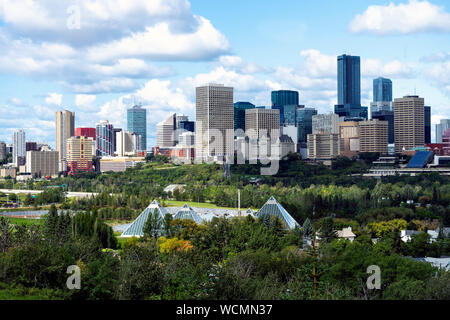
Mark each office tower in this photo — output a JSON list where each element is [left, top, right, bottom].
[[271, 90, 299, 107], [312, 113, 340, 134], [424, 106, 431, 144], [0, 142, 6, 161], [176, 114, 189, 128], [245, 109, 280, 139], [359, 119, 388, 154], [127, 105, 147, 151], [282, 105, 298, 125], [372, 110, 394, 144], [195, 84, 234, 162], [296, 107, 318, 143], [335, 54, 366, 120], [281, 125, 299, 152], [373, 77, 392, 102], [307, 133, 340, 159], [178, 120, 195, 133], [25, 151, 59, 177], [66, 136, 94, 174], [234, 102, 255, 131], [156, 113, 176, 148], [116, 130, 141, 157], [56, 110, 75, 162], [436, 119, 450, 143], [370, 101, 393, 114], [339, 122, 360, 158], [26, 142, 38, 152], [96, 120, 114, 157], [13, 129, 26, 166], [394, 96, 425, 153], [443, 129, 450, 156], [112, 128, 122, 152]]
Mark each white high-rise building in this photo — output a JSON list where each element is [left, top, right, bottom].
[[116, 130, 142, 156], [156, 114, 176, 148], [312, 113, 341, 134], [195, 84, 234, 163], [13, 129, 26, 166], [56, 110, 75, 162], [436, 119, 450, 143]]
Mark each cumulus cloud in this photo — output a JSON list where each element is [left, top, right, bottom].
[[349, 0, 450, 35], [218, 55, 272, 74], [45, 93, 63, 106], [362, 58, 415, 78]]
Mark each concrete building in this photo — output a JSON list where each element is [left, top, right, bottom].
[[100, 157, 145, 173], [13, 129, 26, 167], [443, 129, 450, 156], [25, 151, 59, 177], [307, 133, 340, 159], [312, 113, 340, 134], [116, 130, 141, 157], [156, 113, 176, 148], [436, 119, 450, 143], [359, 119, 389, 154], [0, 167, 16, 179], [339, 121, 360, 158], [66, 136, 94, 174], [394, 96, 425, 153], [26, 142, 38, 152], [195, 84, 234, 163], [372, 110, 394, 144], [0, 142, 6, 162], [245, 108, 280, 139], [56, 110, 75, 162], [96, 120, 114, 157]]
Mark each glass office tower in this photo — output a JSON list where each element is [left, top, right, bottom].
[[234, 102, 255, 131], [127, 105, 147, 151], [373, 77, 392, 102], [271, 90, 299, 107], [296, 107, 318, 143], [425, 106, 431, 144]]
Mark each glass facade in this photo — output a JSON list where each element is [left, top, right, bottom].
[[234, 102, 255, 131], [338, 55, 360, 106], [271, 90, 299, 107], [425, 106, 431, 144], [373, 77, 392, 102], [296, 107, 318, 143], [127, 105, 147, 151], [96, 120, 114, 157], [372, 110, 394, 144]]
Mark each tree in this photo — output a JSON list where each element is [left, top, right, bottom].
[[143, 209, 163, 239], [318, 217, 337, 244]]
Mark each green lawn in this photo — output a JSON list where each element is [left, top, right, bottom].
[[4, 217, 43, 227]]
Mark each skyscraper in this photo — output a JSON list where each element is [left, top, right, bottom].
[[195, 84, 234, 163], [13, 129, 25, 166], [245, 109, 280, 139], [127, 105, 147, 151], [56, 110, 75, 162], [271, 90, 299, 107], [359, 119, 389, 154], [425, 106, 431, 144], [0, 142, 6, 162], [156, 113, 176, 148], [373, 77, 392, 102], [296, 107, 318, 143], [335, 55, 366, 120], [96, 120, 114, 157], [372, 110, 394, 144], [312, 113, 340, 135], [234, 102, 255, 132], [394, 96, 425, 153], [67, 136, 94, 174], [436, 119, 450, 143]]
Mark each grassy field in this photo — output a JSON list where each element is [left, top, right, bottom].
[[3, 217, 43, 226], [0, 283, 62, 300]]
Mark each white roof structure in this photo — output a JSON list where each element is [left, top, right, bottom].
[[120, 200, 167, 238], [174, 204, 203, 224], [256, 197, 300, 230], [337, 227, 356, 240]]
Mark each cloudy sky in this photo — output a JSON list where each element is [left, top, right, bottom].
[[0, 0, 449, 147]]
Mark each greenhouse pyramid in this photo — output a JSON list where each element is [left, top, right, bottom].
[[121, 200, 168, 238], [174, 204, 203, 224], [256, 197, 300, 230]]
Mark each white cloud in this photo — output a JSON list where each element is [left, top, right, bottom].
[[66, 78, 138, 94], [45, 93, 62, 106], [75, 94, 97, 110], [218, 55, 271, 74], [300, 50, 336, 78], [362, 58, 414, 78], [350, 0, 450, 35]]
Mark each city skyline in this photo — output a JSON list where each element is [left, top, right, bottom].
[[1, 0, 450, 147]]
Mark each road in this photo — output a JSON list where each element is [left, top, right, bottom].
[[0, 189, 102, 198]]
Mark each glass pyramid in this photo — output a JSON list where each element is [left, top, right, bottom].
[[256, 197, 300, 230], [121, 200, 167, 237], [174, 204, 203, 224]]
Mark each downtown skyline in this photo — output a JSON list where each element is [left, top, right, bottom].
[[1, 0, 450, 148]]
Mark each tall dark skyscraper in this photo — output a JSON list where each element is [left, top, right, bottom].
[[373, 77, 392, 102], [337, 55, 360, 106], [127, 105, 147, 151], [271, 90, 299, 107], [335, 54, 366, 120], [425, 106, 431, 144], [234, 102, 255, 131]]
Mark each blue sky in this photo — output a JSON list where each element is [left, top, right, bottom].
[[0, 0, 449, 147]]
